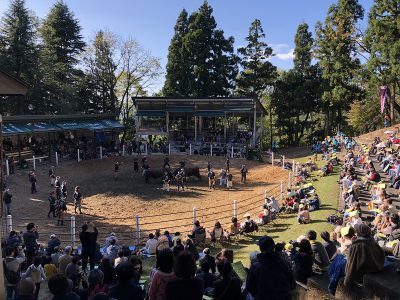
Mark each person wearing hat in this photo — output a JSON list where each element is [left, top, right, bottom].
[[246, 236, 295, 300], [105, 232, 118, 248], [240, 213, 258, 233], [344, 223, 385, 287], [207, 169, 216, 190], [47, 234, 61, 256]]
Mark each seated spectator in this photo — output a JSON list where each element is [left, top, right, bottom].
[[148, 249, 176, 300], [212, 260, 242, 300], [209, 221, 225, 242], [184, 239, 199, 261], [156, 235, 170, 253], [320, 231, 337, 260], [226, 217, 240, 238], [308, 194, 321, 212], [344, 223, 385, 287], [202, 248, 216, 274], [298, 204, 311, 224], [44, 255, 59, 280], [172, 238, 184, 257], [105, 233, 118, 247], [164, 231, 174, 248], [98, 258, 116, 286], [307, 230, 330, 272], [165, 251, 204, 300], [48, 274, 79, 300], [13, 278, 36, 300], [266, 196, 280, 216], [292, 239, 313, 284], [47, 234, 61, 255], [106, 239, 119, 265], [58, 246, 73, 275], [240, 213, 258, 233], [7, 230, 21, 248], [109, 262, 145, 300], [51, 247, 62, 268], [141, 234, 158, 255], [275, 242, 292, 270], [87, 269, 109, 299], [114, 250, 128, 267], [246, 236, 295, 300], [196, 258, 216, 295], [189, 221, 203, 238]]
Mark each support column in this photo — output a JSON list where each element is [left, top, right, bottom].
[[194, 116, 198, 142], [166, 112, 169, 134], [224, 113, 227, 142], [253, 103, 257, 146]]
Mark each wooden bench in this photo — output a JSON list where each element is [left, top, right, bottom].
[[5, 150, 32, 159]]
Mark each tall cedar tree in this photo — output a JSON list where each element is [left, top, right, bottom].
[[0, 0, 37, 114], [365, 0, 400, 120], [39, 1, 85, 113], [83, 30, 118, 113], [163, 9, 191, 96], [236, 19, 277, 99], [183, 1, 238, 97], [273, 23, 322, 145], [315, 0, 364, 133]]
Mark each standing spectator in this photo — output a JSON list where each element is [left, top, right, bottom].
[[246, 236, 295, 300], [344, 223, 385, 287], [148, 248, 176, 300], [8, 156, 14, 175], [165, 251, 204, 300], [226, 157, 230, 172], [207, 169, 216, 190], [29, 171, 37, 194], [240, 164, 248, 183], [108, 262, 144, 300], [79, 222, 98, 272], [58, 246, 73, 275], [226, 172, 233, 190], [61, 181, 68, 198], [55, 176, 61, 200], [48, 274, 80, 300], [4, 246, 25, 299], [207, 161, 212, 172], [3, 188, 12, 216], [73, 186, 83, 214], [213, 259, 242, 300], [25, 256, 46, 299], [23, 223, 39, 266], [48, 191, 57, 218], [320, 231, 337, 260], [133, 158, 139, 172], [293, 239, 314, 284], [114, 162, 119, 180], [47, 234, 61, 255], [307, 230, 330, 272], [49, 166, 56, 187]]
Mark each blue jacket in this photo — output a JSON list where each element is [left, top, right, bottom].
[[328, 253, 346, 294]]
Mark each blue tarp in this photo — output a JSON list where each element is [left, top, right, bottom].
[[2, 123, 31, 135], [100, 119, 124, 129], [25, 122, 60, 132], [54, 121, 87, 130]]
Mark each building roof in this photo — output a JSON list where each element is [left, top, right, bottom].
[[0, 69, 29, 96], [133, 96, 267, 114]]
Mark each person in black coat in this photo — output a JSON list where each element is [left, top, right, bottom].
[[108, 262, 144, 300], [79, 222, 98, 272], [23, 223, 39, 266], [48, 191, 57, 218], [246, 236, 295, 300], [213, 259, 242, 300]]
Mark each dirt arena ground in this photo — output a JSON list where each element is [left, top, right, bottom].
[[4, 155, 287, 245]]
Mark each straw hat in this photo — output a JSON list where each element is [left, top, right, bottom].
[[244, 213, 251, 218]]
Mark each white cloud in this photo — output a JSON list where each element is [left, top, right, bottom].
[[274, 49, 295, 61], [270, 43, 290, 52]]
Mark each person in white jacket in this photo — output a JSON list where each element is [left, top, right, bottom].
[[25, 256, 46, 299]]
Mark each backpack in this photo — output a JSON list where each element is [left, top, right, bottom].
[[327, 214, 342, 225], [3, 259, 21, 285]]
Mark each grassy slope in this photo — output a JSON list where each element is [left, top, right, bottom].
[[231, 160, 340, 266]]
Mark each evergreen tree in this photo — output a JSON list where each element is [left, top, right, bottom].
[[83, 30, 118, 113], [236, 19, 277, 98], [272, 23, 322, 145], [183, 1, 238, 96], [163, 9, 191, 96], [0, 0, 38, 113], [315, 0, 364, 133], [39, 0, 85, 113], [365, 0, 400, 120]]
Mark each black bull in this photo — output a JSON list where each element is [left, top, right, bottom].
[[143, 167, 201, 182]]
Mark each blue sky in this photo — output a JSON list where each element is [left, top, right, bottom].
[[0, 0, 374, 92]]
